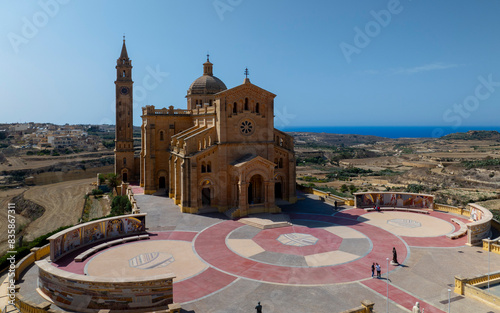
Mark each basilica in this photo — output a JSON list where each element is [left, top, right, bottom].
[[114, 40, 296, 217]]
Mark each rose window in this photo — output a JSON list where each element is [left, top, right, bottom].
[[240, 120, 254, 135]]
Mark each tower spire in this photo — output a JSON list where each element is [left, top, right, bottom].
[[120, 36, 129, 60]]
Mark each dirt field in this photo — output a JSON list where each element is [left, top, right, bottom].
[[0, 178, 94, 255]]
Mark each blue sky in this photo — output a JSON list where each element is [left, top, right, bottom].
[[1, 0, 500, 128]]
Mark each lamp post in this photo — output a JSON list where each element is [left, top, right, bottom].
[[386, 257, 389, 313], [488, 237, 491, 292], [448, 289, 451, 313]]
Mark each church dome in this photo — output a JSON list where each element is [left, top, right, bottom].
[[187, 57, 227, 95]]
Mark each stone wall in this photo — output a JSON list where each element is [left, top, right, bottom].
[[466, 203, 492, 246], [48, 213, 146, 262], [455, 272, 500, 308], [36, 259, 175, 312], [354, 192, 434, 209]]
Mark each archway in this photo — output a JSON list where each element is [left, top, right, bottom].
[[248, 175, 264, 205], [202, 188, 211, 206], [122, 172, 128, 182], [159, 176, 166, 189]]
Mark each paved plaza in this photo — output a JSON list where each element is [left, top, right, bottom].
[[15, 192, 500, 312]]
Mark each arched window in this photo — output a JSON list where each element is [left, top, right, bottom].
[[207, 161, 212, 173], [279, 158, 283, 168], [159, 131, 164, 141], [208, 136, 212, 146], [233, 102, 237, 114], [209, 99, 213, 106], [274, 158, 278, 168], [201, 162, 206, 173], [198, 140, 201, 151], [279, 138, 284, 147], [203, 138, 207, 149], [123, 158, 127, 166], [244, 98, 249, 110], [122, 70, 126, 77], [256, 102, 260, 114], [122, 59, 125, 65]]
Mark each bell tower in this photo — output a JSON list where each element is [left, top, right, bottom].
[[114, 37, 134, 182]]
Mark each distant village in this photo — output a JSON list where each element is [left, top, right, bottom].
[[0, 123, 116, 151]]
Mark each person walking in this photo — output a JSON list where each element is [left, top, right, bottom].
[[376, 263, 381, 278], [371, 262, 375, 278]]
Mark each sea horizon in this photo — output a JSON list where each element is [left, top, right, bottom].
[[281, 125, 500, 139]]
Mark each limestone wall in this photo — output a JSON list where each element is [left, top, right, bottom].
[[36, 259, 175, 312], [466, 203, 492, 246], [48, 213, 147, 262], [354, 192, 434, 209]]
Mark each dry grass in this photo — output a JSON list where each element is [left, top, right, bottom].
[[0, 178, 94, 255]]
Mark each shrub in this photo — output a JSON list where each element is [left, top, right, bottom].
[[110, 195, 132, 216]]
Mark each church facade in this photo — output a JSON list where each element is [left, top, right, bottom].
[[115, 40, 296, 217]]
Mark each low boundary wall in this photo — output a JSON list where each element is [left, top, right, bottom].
[[354, 191, 434, 209], [48, 213, 147, 262], [466, 203, 492, 246], [455, 271, 500, 308], [434, 203, 491, 246], [37, 259, 176, 313], [15, 244, 50, 280], [339, 300, 375, 313], [298, 186, 355, 206]]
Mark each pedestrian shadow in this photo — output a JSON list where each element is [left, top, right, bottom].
[[377, 277, 392, 282]]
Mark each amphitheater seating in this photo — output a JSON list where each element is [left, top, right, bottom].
[[75, 234, 149, 262], [446, 219, 468, 239], [364, 207, 429, 214]]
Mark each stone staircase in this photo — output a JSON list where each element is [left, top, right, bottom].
[[224, 207, 239, 219], [239, 213, 292, 229]]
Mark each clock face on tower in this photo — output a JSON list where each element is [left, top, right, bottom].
[[120, 87, 129, 95]]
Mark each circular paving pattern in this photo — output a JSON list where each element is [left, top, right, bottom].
[[226, 224, 371, 267], [361, 211, 454, 237], [387, 218, 422, 228], [85, 240, 207, 281]]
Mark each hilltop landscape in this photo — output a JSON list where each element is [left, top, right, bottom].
[[1, 124, 500, 256]]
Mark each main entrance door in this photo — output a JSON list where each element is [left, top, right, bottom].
[[202, 188, 211, 206], [159, 177, 166, 189], [248, 175, 264, 204]]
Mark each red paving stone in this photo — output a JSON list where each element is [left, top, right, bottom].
[[251, 225, 343, 256], [362, 278, 446, 313], [48, 209, 471, 305], [194, 218, 408, 284], [173, 267, 237, 303]]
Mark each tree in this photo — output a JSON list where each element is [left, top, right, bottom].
[[98, 173, 106, 185], [340, 184, 348, 193], [110, 195, 132, 216], [107, 173, 120, 194]]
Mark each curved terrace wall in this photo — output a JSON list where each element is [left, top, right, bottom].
[[36, 259, 175, 312], [354, 192, 434, 209], [48, 213, 147, 262], [466, 203, 492, 246]]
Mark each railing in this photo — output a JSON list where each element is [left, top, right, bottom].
[[455, 272, 500, 307], [434, 203, 464, 215], [14, 244, 50, 280]]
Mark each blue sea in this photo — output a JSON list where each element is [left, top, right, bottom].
[[280, 126, 500, 139]]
